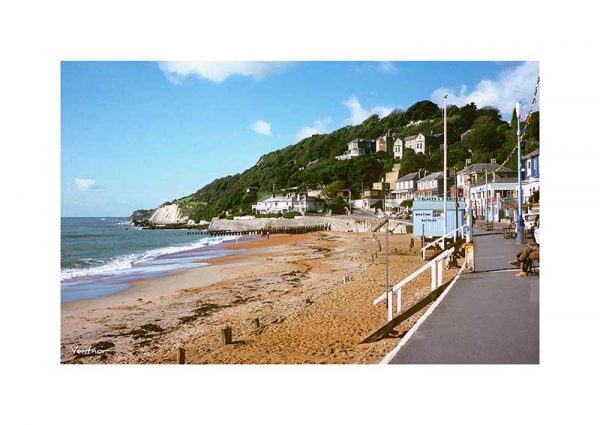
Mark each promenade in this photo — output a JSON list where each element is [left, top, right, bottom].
[[389, 229, 539, 364]]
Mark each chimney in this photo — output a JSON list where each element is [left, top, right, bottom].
[[490, 158, 497, 164], [466, 158, 472, 166]]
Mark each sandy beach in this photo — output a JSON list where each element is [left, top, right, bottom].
[[61, 231, 461, 364]]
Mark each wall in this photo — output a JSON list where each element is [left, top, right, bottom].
[[209, 215, 403, 233]]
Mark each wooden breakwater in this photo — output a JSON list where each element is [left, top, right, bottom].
[[208, 223, 330, 237]]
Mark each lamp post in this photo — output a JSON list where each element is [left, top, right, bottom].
[[484, 170, 488, 226], [443, 95, 448, 244], [515, 101, 525, 244], [453, 166, 459, 242]]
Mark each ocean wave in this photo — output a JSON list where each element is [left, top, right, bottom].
[[61, 235, 236, 283]]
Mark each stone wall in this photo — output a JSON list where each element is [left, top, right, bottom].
[[208, 215, 404, 233]]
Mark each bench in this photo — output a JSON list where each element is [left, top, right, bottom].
[[504, 224, 516, 239], [528, 257, 540, 275]]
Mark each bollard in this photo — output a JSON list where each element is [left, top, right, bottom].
[[177, 347, 185, 364], [464, 242, 475, 272], [221, 326, 232, 346]]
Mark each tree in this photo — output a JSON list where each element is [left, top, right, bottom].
[[405, 100, 441, 121], [399, 148, 427, 174]]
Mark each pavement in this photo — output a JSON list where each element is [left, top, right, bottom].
[[389, 229, 539, 364]]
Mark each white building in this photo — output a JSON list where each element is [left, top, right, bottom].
[[393, 137, 404, 158], [403, 133, 427, 154], [335, 138, 376, 160], [392, 171, 420, 202], [415, 171, 445, 198], [456, 162, 516, 198], [470, 177, 517, 222], [252, 194, 324, 215]]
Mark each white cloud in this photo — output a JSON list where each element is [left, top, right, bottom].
[[296, 117, 332, 141], [342, 96, 395, 125], [74, 177, 98, 191], [378, 61, 398, 73], [158, 61, 293, 83], [431, 61, 540, 118], [251, 120, 272, 136]]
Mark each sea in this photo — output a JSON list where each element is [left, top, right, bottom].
[[61, 217, 243, 303]]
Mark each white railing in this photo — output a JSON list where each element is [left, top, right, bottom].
[[374, 247, 455, 322], [420, 224, 467, 260]]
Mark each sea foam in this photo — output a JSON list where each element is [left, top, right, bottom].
[[60, 235, 236, 283]]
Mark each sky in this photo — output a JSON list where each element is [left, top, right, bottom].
[[61, 61, 539, 217]]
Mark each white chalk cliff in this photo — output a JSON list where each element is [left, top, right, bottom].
[[148, 204, 189, 225]]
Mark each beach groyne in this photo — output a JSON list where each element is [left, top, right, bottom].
[[208, 216, 405, 234]]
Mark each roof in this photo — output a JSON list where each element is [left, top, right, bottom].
[[398, 172, 419, 182], [258, 194, 293, 202], [472, 176, 518, 186], [523, 148, 540, 159], [418, 171, 445, 181], [458, 163, 515, 174], [404, 134, 422, 141]]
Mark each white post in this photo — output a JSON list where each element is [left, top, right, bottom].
[[387, 289, 393, 322], [437, 259, 443, 288], [485, 171, 489, 224], [443, 94, 448, 244], [397, 289, 402, 314], [431, 262, 437, 291], [466, 182, 473, 243]]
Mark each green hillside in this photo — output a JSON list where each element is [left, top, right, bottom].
[[154, 100, 539, 222]]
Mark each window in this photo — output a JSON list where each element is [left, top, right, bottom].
[[433, 210, 443, 218]]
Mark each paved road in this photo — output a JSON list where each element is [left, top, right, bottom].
[[389, 231, 539, 364]]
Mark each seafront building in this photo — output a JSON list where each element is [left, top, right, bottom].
[[456, 162, 516, 198], [521, 148, 540, 204], [389, 171, 420, 210], [469, 176, 518, 221], [415, 170, 456, 198], [252, 193, 324, 215]]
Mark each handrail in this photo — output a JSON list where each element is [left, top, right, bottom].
[[374, 247, 455, 322], [420, 224, 467, 260]]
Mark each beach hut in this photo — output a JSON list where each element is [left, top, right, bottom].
[[413, 197, 466, 237]]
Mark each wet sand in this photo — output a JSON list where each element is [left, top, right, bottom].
[[61, 231, 461, 364]]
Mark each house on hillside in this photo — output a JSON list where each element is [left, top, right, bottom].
[[404, 133, 427, 154], [393, 137, 404, 158], [403, 132, 443, 155], [375, 129, 401, 155], [335, 138, 376, 160]]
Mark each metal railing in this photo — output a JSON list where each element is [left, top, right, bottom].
[[374, 247, 455, 322], [420, 224, 467, 260]]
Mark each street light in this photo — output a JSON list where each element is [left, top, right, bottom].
[[515, 101, 526, 244], [443, 94, 448, 243]]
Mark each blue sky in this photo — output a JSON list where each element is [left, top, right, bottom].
[[61, 61, 539, 217]]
